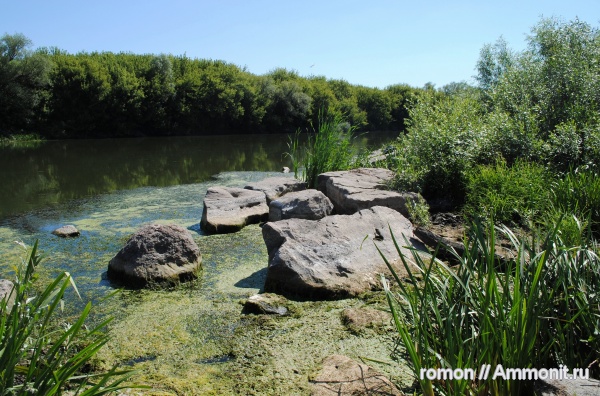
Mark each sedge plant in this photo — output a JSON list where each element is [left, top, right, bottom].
[[378, 218, 599, 396], [286, 110, 359, 188], [0, 241, 147, 395]]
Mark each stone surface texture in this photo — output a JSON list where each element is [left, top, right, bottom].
[[262, 206, 419, 299], [107, 224, 202, 288], [310, 354, 402, 396], [269, 189, 333, 222], [244, 177, 307, 203], [317, 168, 417, 216], [0, 279, 15, 312], [201, 187, 268, 234]]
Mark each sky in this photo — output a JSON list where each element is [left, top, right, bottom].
[[2, 1, 599, 88]]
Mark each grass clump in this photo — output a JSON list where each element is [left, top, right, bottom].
[[287, 111, 362, 188], [0, 241, 145, 395], [378, 219, 600, 395]]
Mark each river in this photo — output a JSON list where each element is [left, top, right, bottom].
[[0, 131, 406, 394]]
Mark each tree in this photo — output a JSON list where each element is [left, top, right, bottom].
[[0, 33, 50, 133]]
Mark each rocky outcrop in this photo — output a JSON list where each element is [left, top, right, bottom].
[[243, 293, 288, 316], [201, 187, 268, 234], [269, 189, 333, 221], [0, 280, 15, 312], [310, 354, 402, 396], [262, 206, 419, 299], [244, 177, 307, 203], [317, 168, 418, 216], [52, 225, 80, 238], [107, 224, 202, 288]]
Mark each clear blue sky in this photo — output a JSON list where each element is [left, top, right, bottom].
[[2, 1, 599, 88]]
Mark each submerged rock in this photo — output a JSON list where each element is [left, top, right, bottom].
[[262, 206, 420, 299], [244, 177, 307, 203], [341, 307, 389, 334], [107, 224, 202, 288], [317, 168, 417, 216], [310, 354, 402, 395], [201, 187, 269, 234], [52, 225, 80, 238], [243, 293, 288, 316], [269, 189, 333, 221]]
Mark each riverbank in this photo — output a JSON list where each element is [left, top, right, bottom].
[[0, 171, 411, 395]]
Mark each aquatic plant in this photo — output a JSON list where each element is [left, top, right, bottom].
[[0, 241, 145, 395], [378, 219, 600, 395]]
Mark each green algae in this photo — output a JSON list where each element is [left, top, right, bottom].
[[0, 171, 412, 395]]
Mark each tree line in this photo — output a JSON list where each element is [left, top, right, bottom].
[[0, 34, 429, 138]]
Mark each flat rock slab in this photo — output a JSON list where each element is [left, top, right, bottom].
[[317, 168, 417, 216], [341, 307, 389, 334], [107, 224, 202, 288], [201, 187, 268, 234], [262, 206, 418, 299], [52, 225, 80, 238], [269, 189, 333, 221], [310, 354, 402, 396], [244, 177, 307, 203]]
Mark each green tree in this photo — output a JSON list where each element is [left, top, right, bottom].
[[0, 33, 50, 133]]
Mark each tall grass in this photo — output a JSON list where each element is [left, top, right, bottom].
[[286, 111, 359, 188], [0, 241, 146, 395], [378, 219, 600, 395]]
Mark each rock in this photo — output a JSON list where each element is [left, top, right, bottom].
[[262, 206, 419, 299], [269, 189, 333, 221], [316, 168, 418, 216], [341, 308, 389, 334], [107, 224, 202, 288], [244, 177, 307, 203], [51, 225, 80, 238], [536, 377, 600, 396], [0, 279, 15, 312], [310, 354, 402, 396], [282, 167, 290, 173], [201, 187, 269, 234], [243, 293, 288, 316], [413, 226, 466, 263]]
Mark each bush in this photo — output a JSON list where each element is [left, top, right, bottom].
[[464, 159, 549, 227], [391, 90, 489, 204], [379, 219, 600, 395], [0, 241, 144, 395]]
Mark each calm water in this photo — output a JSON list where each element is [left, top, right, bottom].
[[0, 132, 397, 219]]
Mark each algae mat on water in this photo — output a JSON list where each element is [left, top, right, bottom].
[[0, 171, 412, 395]]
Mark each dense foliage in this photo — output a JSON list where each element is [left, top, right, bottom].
[[381, 219, 600, 396], [0, 34, 424, 138], [390, 17, 600, 222]]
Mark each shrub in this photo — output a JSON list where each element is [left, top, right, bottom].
[[0, 241, 144, 395], [464, 159, 549, 227], [391, 90, 489, 204]]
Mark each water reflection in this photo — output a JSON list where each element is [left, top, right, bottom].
[[0, 132, 398, 219]]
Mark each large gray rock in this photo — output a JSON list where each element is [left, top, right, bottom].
[[107, 224, 202, 288], [310, 354, 402, 396], [244, 177, 307, 203], [317, 168, 418, 216], [269, 189, 333, 221], [0, 279, 15, 312], [262, 206, 419, 299], [201, 187, 268, 234]]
